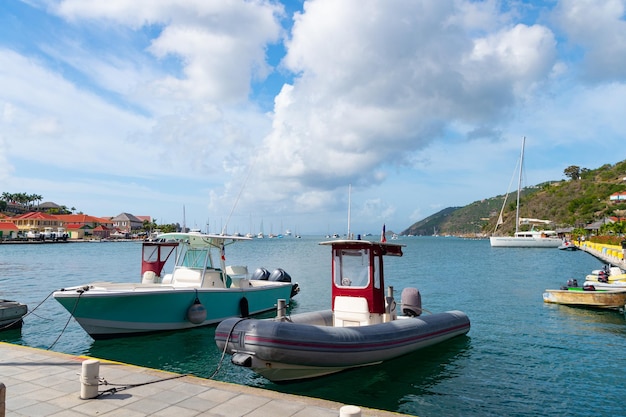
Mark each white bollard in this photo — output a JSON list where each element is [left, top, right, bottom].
[[80, 359, 100, 399], [339, 405, 361, 417], [276, 299, 287, 320]]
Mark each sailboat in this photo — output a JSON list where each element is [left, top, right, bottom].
[[257, 220, 264, 239], [489, 137, 562, 248]]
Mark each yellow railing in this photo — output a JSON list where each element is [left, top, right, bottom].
[[578, 241, 624, 260]]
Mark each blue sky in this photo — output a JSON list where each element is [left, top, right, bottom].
[[1, 0, 626, 235]]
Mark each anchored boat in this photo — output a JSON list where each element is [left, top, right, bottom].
[[54, 232, 299, 339], [543, 278, 626, 310], [490, 137, 562, 248], [0, 299, 28, 330], [543, 287, 626, 310], [215, 238, 470, 382]]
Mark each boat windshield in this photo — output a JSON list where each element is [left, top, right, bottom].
[[179, 247, 212, 269], [335, 248, 370, 288]]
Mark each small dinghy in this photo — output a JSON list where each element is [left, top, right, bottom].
[[215, 238, 470, 382], [543, 279, 626, 310], [0, 299, 28, 330]]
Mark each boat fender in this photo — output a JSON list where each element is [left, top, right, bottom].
[[401, 287, 422, 317], [251, 267, 270, 280], [187, 297, 207, 324], [583, 285, 596, 291], [232, 353, 253, 367], [240, 296, 249, 317], [269, 268, 292, 282]]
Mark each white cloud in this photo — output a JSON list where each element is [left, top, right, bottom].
[[55, 0, 284, 103], [252, 0, 558, 217], [2, 0, 626, 233], [553, 0, 626, 81]]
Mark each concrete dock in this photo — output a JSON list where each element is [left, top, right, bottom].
[[0, 342, 410, 417], [577, 243, 626, 270]]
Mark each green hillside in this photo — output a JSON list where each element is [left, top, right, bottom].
[[401, 160, 626, 237]]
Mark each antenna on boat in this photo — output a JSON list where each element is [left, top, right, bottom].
[[347, 184, 352, 239], [221, 155, 257, 235]]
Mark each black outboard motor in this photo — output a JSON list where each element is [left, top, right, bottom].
[[251, 267, 270, 280], [598, 265, 610, 282], [401, 287, 422, 317], [269, 268, 292, 282]]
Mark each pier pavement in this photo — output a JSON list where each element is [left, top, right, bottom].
[[0, 342, 409, 417]]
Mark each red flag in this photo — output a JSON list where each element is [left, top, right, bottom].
[[220, 245, 226, 261], [381, 224, 387, 242]]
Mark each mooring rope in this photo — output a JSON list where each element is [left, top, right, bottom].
[[47, 288, 88, 350], [95, 373, 189, 398], [0, 290, 55, 331], [207, 317, 248, 379]]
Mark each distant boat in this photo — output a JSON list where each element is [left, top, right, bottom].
[[257, 220, 264, 238], [558, 241, 578, 251], [25, 229, 40, 239], [490, 137, 562, 248]]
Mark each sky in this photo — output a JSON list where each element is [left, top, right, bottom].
[[1, 0, 626, 236]]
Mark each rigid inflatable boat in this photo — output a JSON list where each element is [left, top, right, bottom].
[[215, 238, 470, 382]]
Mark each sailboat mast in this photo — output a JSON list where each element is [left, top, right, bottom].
[[515, 137, 525, 234]]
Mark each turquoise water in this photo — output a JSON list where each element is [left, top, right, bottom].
[[2, 237, 625, 416]]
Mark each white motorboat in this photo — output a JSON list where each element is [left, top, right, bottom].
[[585, 265, 626, 283], [54, 232, 299, 339], [215, 238, 470, 382], [558, 241, 578, 251]]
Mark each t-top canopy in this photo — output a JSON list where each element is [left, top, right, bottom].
[[319, 239, 404, 256]]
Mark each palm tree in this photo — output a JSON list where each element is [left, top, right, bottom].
[[30, 194, 43, 210]]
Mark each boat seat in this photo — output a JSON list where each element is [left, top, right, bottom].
[[225, 265, 248, 277], [201, 271, 226, 288], [226, 266, 250, 288], [333, 296, 382, 327], [231, 278, 252, 288], [141, 271, 157, 284], [172, 268, 203, 287]]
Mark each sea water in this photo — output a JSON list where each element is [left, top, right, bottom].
[[1, 236, 625, 417]]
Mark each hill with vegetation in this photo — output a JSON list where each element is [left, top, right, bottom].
[[401, 160, 626, 237]]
